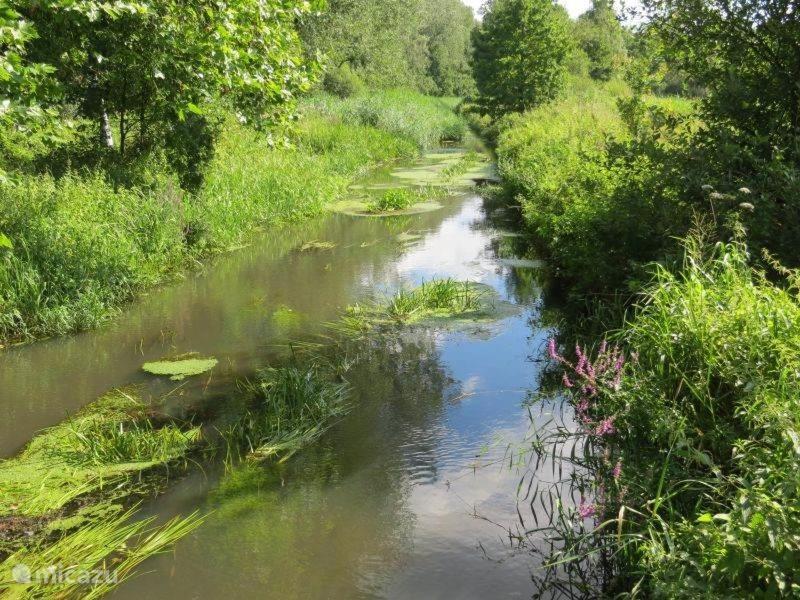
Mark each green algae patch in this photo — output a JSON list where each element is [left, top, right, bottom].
[[142, 355, 218, 381], [329, 198, 442, 218]]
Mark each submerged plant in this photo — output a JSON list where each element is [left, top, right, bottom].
[[222, 364, 351, 462]]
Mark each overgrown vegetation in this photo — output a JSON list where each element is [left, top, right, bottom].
[[471, 0, 800, 595], [0, 91, 465, 344], [531, 236, 800, 596]]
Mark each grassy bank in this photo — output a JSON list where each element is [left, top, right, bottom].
[[494, 77, 701, 295], [540, 236, 800, 597], [495, 77, 800, 596], [0, 91, 466, 345]]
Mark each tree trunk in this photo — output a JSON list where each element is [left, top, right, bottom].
[[100, 99, 115, 149]]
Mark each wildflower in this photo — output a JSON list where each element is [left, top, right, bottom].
[[548, 338, 558, 360], [562, 373, 574, 388], [595, 417, 616, 437], [613, 460, 623, 480], [599, 339, 608, 355], [701, 184, 714, 193], [739, 202, 755, 212], [578, 499, 596, 519], [576, 354, 587, 376], [738, 187, 752, 195]]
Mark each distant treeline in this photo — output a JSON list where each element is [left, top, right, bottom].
[[302, 0, 477, 98]]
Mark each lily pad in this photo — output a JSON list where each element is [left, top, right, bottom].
[[142, 356, 218, 381]]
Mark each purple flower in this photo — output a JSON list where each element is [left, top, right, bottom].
[[613, 460, 623, 480], [578, 499, 596, 519], [599, 340, 608, 355], [562, 373, 574, 388], [548, 338, 558, 360], [594, 418, 616, 437]]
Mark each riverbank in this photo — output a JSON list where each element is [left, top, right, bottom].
[[492, 77, 800, 596], [0, 91, 466, 346]]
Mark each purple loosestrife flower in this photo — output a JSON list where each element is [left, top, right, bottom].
[[578, 499, 596, 519], [562, 373, 574, 388], [595, 418, 616, 437], [613, 460, 623, 481], [548, 338, 558, 360]]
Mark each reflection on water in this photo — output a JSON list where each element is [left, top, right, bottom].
[[2, 158, 553, 597]]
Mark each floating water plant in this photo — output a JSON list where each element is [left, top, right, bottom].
[[0, 388, 203, 597], [299, 240, 337, 252], [142, 355, 218, 381]]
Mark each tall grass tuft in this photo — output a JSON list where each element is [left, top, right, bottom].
[[223, 364, 351, 462]]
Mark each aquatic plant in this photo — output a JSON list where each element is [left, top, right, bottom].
[[223, 364, 351, 462], [0, 389, 204, 597], [366, 189, 418, 213], [387, 279, 483, 321], [142, 355, 218, 381]]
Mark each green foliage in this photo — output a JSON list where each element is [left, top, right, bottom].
[[322, 64, 365, 98], [472, 0, 572, 116], [5, 0, 321, 187], [583, 238, 800, 596], [641, 0, 800, 162], [573, 0, 627, 81], [302, 0, 476, 96]]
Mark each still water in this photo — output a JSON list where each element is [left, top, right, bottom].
[[1, 154, 554, 598]]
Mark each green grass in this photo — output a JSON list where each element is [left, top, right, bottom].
[[223, 364, 351, 462], [366, 188, 419, 213], [0, 90, 467, 345]]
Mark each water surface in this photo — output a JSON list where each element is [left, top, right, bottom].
[[1, 154, 552, 598]]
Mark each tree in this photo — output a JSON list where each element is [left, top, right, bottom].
[[641, 0, 800, 161], [9, 0, 321, 187], [420, 0, 477, 97], [574, 0, 627, 81], [472, 0, 572, 116], [301, 0, 477, 96], [302, 0, 432, 92]]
